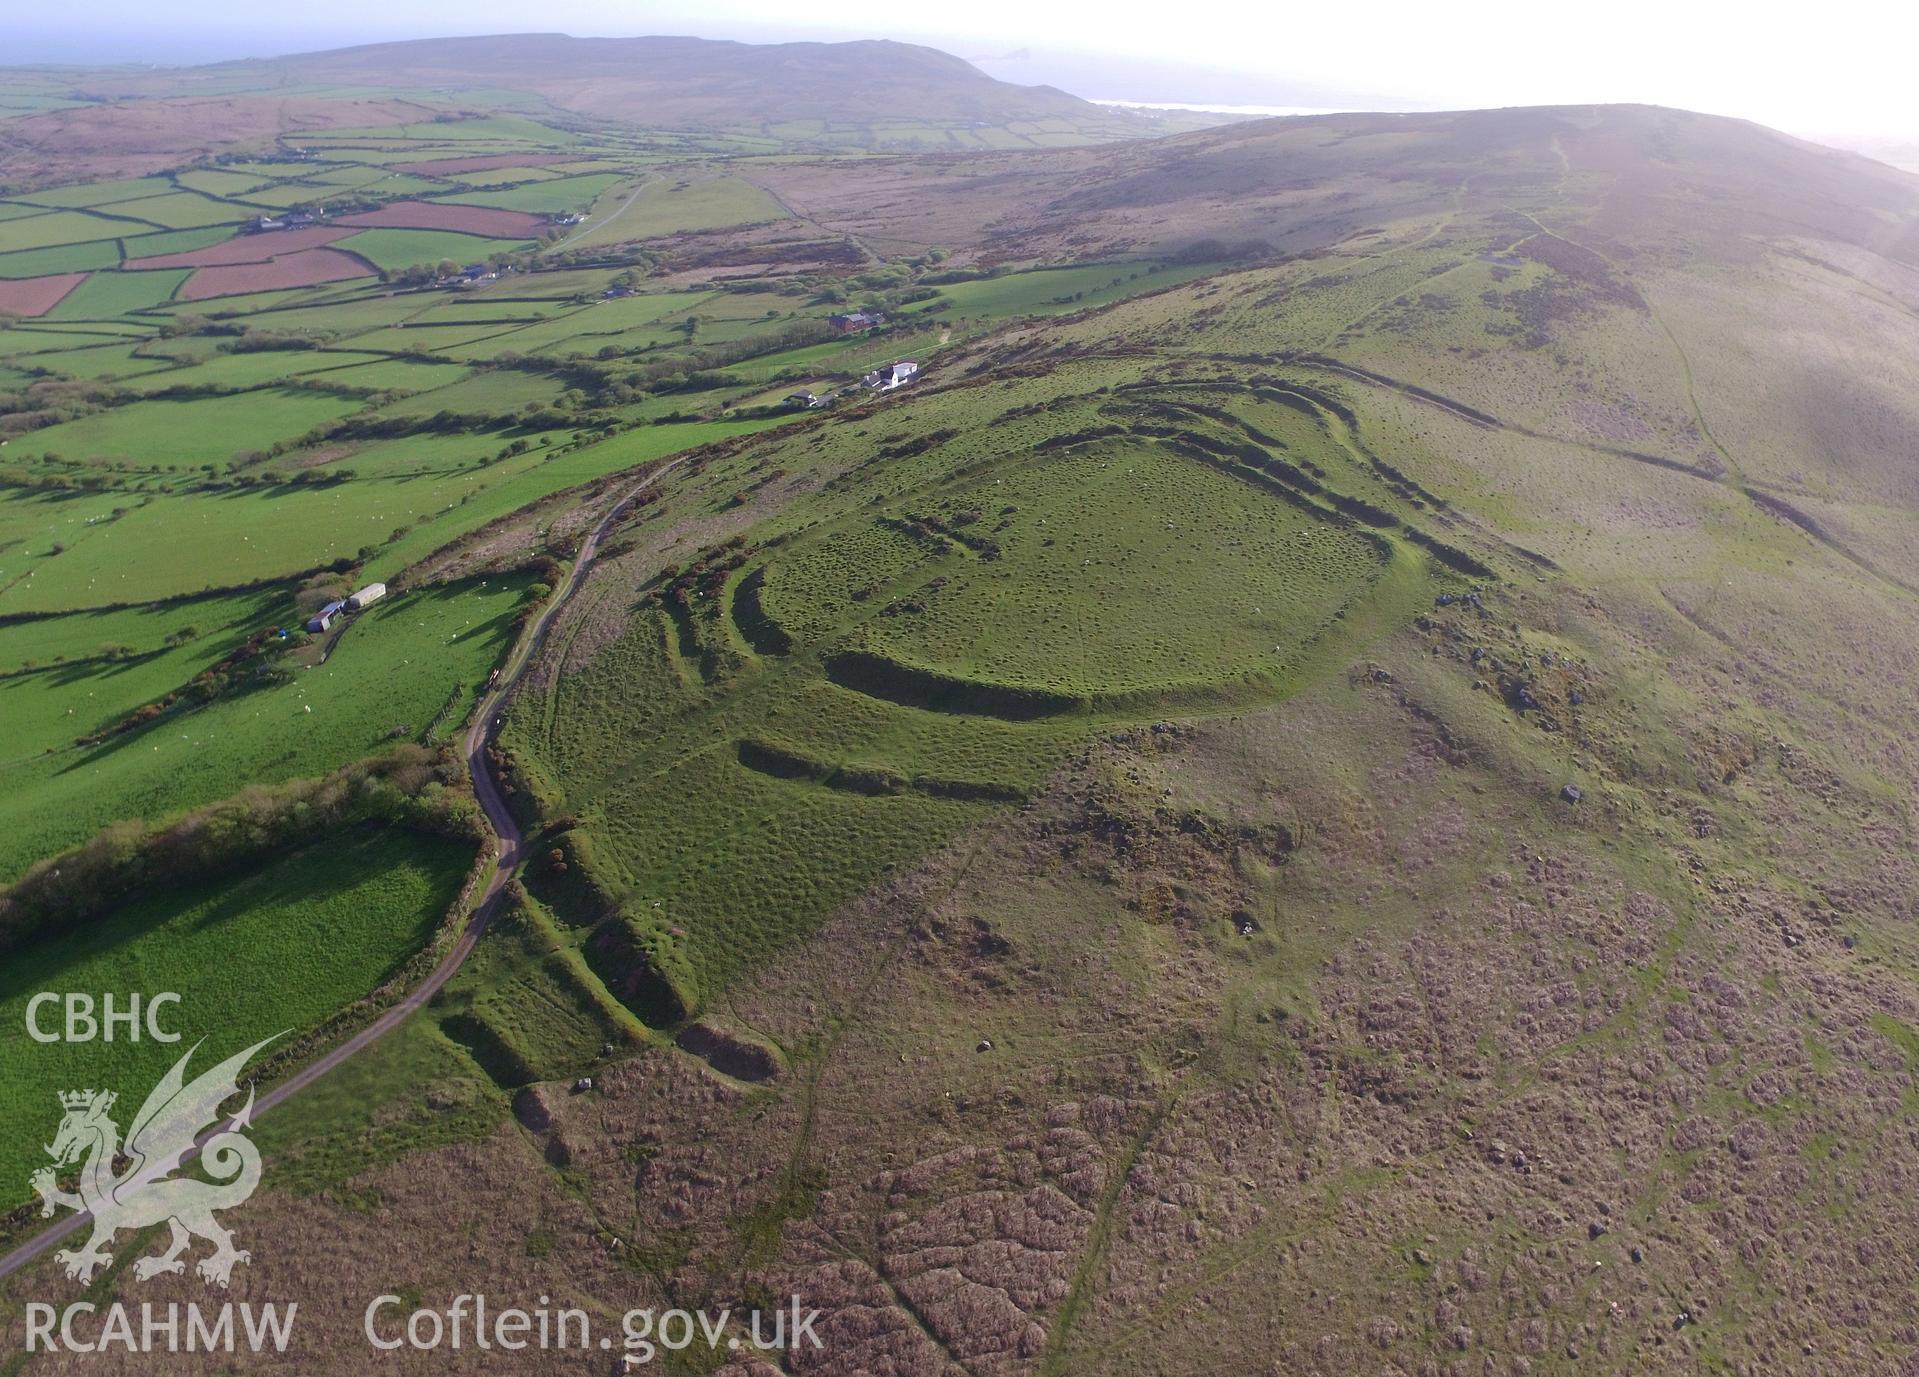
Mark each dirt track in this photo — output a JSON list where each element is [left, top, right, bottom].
[[0, 462, 679, 1286]]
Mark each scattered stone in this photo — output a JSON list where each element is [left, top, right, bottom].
[[572, 1076, 593, 1093], [1843, 934, 1858, 950], [1569, 690, 1585, 705], [1437, 593, 1458, 607], [1562, 784, 1584, 804], [977, 1038, 993, 1052], [1631, 1246, 1645, 1264], [1589, 1221, 1608, 1240]]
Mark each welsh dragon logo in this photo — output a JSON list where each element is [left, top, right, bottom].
[[30, 1036, 279, 1288]]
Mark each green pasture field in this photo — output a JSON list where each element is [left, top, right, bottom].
[[451, 166, 563, 187], [557, 175, 786, 249], [0, 462, 533, 614], [311, 356, 473, 393], [288, 430, 512, 480], [6, 388, 363, 471], [42, 268, 191, 319], [431, 310, 668, 358], [0, 587, 282, 672], [331, 228, 536, 273], [0, 212, 129, 255], [396, 293, 578, 327], [0, 574, 532, 881], [174, 168, 280, 198], [113, 347, 387, 394], [220, 291, 438, 336], [437, 172, 623, 214], [167, 284, 376, 318], [235, 182, 353, 208], [222, 160, 331, 178], [648, 297, 810, 351], [12, 319, 152, 338], [338, 321, 515, 355], [0, 326, 147, 356], [456, 267, 620, 299], [119, 224, 237, 260], [0, 591, 280, 759], [4, 340, 173, 380], [309, 164, 428, 188], [2, 410, 740, 615], [245, 173, 450, 207], [913, 260, 1225, 319], [373, 368, 570, 417], [362, 416, 788, 579], [13, 177, 174, 209], [0, 825, 475, 1208], [95, 191, 248, 230], [0, 242, 123, 278], [421, 289, 714, 359]]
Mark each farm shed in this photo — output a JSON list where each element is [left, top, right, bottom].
[[830, 310, 884, 332], [307, 599, 347, 633], [346, 582, 387, 610]]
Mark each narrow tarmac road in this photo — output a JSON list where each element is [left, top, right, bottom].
[[0, 462, 679, 1286]]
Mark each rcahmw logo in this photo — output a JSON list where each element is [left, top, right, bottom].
[[21, 1035, 299, 1355], [32, 1034, 279, 1285]]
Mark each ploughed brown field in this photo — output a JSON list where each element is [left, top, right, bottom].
[[125, 224, 354, 269], [334, 200, 548, 238], [0, 272, 88, 317], [178, 247, 375, 299]]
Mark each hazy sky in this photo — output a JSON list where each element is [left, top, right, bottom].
[[8, 1, 1918, 141]]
